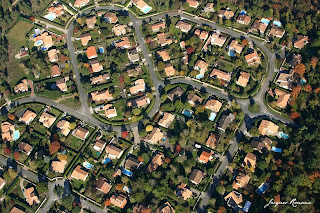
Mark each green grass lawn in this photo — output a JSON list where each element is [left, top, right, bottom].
[[65, 135, 85, 151], [59, 97, 81, 110], [6, 20, 34, 88], [217, 59, 236, 73]]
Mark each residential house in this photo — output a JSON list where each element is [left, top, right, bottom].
[[294, 35, 309, 49], [258, 120, 279, 135], [127, 96, 150, 108], [156, 201, 175, 213], [105, 143, 123, 159], [132, 0, 152, 14], [93, 139, 106, 153], [71, 165, 89, 181], [274, 89, 291, 108], [158, 112, 175, 128], [194, 60, 209, 76], [157, 50, 170, 61], [217, 113, 235, 132], [206, 133, 219, 149], [81, 33, 91, 46], [205, 99, 222, 112], [210, 69, 231, 82], [245, 51, 261, 66], [56, 120, 71, 136], [112, 24, 126, 36], [187, 93, 203, 106], [268, 26, 285, 38], [237, 15, 251, 25], [147, 152, 164, 173], [261, 137, 272, 151], [233, 173, 250, 190], [164, 64, 176, 77], [86, 16, 96, 29], [72, 127, 89, 140], [176, 21, 192, 33], [157, 33, 173, 46], [110, 193, 127, 209], [242, 153, 257, 170], [56, 78, 67, 92], [48, 49, 59, 62], [10, 207, 25, 213], [204, 3, 215, 12], [86, 46, 97, 59], [33, 32, 53, 49], [186, 0, 199, 8], [218, 9, 234, 19], [144, 127, 165, 144], [115, 37, 131, 49], [194, 29, 209, 40], [130, 79, 145, 95], [0, 177, 5, 191], [1, 122, 15, 142], [198, 151, 212, 163], [14, 79, 28, 93], [236, 72, 250, 87], [211, 32, 227, 47], [152, 22, 166, 32], [288, 53, 302, 67], [251, 20, 268, 34], [90, 74, 110, 85], [51, 65, 61, 77], [126, 65, 142, 77], [128, 48, 140, 63], [229, 40, 244, 54], [74, 0, 89, 7], [276, 72, 293, 89], [167, 87, 184, 101], [104, 12, 118, 23], [39, 112, 56, 128], [175, 183, 192, 200], [18, 142, 33, 155], [51, 160, 67, 173], [96, 176, 112, 194], [91, 60, 103, 73], [189, 169, 205, 185], [47, 3, 64, 18], [125, 156, 141, 171], [19, 110, 36, 125], [104, 104, 117, 118], [133, 204, 152, 213], [251, 140, 268, 153], [24, 186, 40, 206], [224, 191, 243, 208], [91, 89, 113, 102]]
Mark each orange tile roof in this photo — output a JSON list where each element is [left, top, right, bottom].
[[229, 40, 244, 54], [258, 120, 279, 135], [91, 89, 113, 102], [176, 183, 192, 200], [1, 122, 14, 142], [19, 110, 36, 125], [236, 72, 250, 87], [91, 60, 103, 73], [232, 173, 250, 189], [86, 16, 96, 28], [86, 46, 97, 59], [56, 78, 67, 92], [157, 201, 175, 213], [52, 160, 67, 173], [210, 69, 231, 82], [74, 0, 89, 7], [56, 120, 71, 136], [96, 177, 112, 194], [206, 133, 219, 148], [224, 191, 243, 205], [294, 35, 308, 49], [24, 187, 40, 206], [104, 104, 117, 118], [10, 207, 24, 213], [71, 165, 88, 181], [237, 15, 251, 25], [176, 21, 192, 32], [242, 152, 257, 169], [51, 65, 61, 77], [115, 36, 131, 49], [158, 112, 175, 128], [39, 112, 56, 128], [268, 26, 285, 38], [105, 144, 123, 158], [104, 12, 118, 23], [205, 99, 222, 112], [110, 194, 127, 209], [157, 32, 173, 46], [195, 60, 209, 73], [251, 20, 268, 33], [48, 49, 58, 62], [81, 33, 91, 46], [14, 79, 28, 93], [157, 50, 170, 61], [112, 24, 126, 36], [128, 96, 150, 108], [274, 89, 291, 108], [145, 127, 164, 144], [245, 51, 261, 66], [199, 151, 212, 163], [152, 22, 166, 32], [218, 9, 234, 19], [210, 32, 227, 47], [129, 79, 145, 94], [164, 64, 176, 77], [186, 0, 199, 8], [72, 127, 89, 140]]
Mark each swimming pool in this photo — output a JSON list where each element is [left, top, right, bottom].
[[98, 47, 104, 53], [13, 130, 20, 141], [208, 112, 217, 121], [122, 168, 133, 177], [228, 50, 235, 57], [182, 109, 193, 118], [273, 20, 282, 27], [261, 18, 270, 25], [243, 201, 252, 212], [83, 161, 94, 169], [299, 78, 306, 85], [196, 74, 204, 79], [271, 146, 282, 153], [239, 10, 246, 15], [34, 40, 43, 47], [279, 132, 289, 139], [256, 182, 269, 195], [141, 5, 152, 13], [45, 13, 57, 21], [102, 157, 111, 164]]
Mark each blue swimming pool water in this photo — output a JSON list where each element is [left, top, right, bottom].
[[209, 112, 217, 121], [196, 74, 204, 79], [34, 40, 43, 47], [273, 20, 282, 27], [41, 47, 48, 51], [45, 13, 56, 21], [182, 109, 193, 117], [243, 201, 252, 213], [99, 47, 104, 53], [141, 6, 152, 13], [299, 78, 306, 85], [83, 161, 94, 169], [228, 50, 235, 57], [123, 169, 133, 177], [256, 182, 269, 195], [239, 10, 246, 15], [271, 146, 282, 153], [102, 158, 111, 164], [279, 132, 289, 139], [13, 130, 20, 140], [261, 18, 270, 25]]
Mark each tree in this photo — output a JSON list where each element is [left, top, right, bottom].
[[249, 126, 260, 137], [291, 86, 301, 98], [8, 169, 17, 179], [304, 84, 312, 92], [70, 122, 77, 130], [216, 185, 225, 195], [49, 141, 60, 155], [146, 125, 153, 132], [4, 148, 11, 155], [61, 196, 73, 210], [290, 111, 300, 119], [248, 103, 260, 113], [104, 199, 111, 207], [115, 184, 123, 191], [157, 61, 165, 70], [57, 154, 67, 161], [235, 59, 243, 67], [132, 108, 141, 116], [14, 152, 19, 160], [242, 39, 249, 46], [294, 64, 306, 77], [310, 57, 318, 68], [37, 182, 48, 194], [8, 113, 15, 120]]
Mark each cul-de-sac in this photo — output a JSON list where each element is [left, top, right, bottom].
[[0, 0, 319, 212]]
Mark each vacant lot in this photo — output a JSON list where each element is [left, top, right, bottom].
[[6, 20, 34, 88]]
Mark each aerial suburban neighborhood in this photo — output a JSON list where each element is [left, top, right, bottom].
[[0, 0, 319, 213]]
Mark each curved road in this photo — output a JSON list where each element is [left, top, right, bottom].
[[5, 5, 294, 213]]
